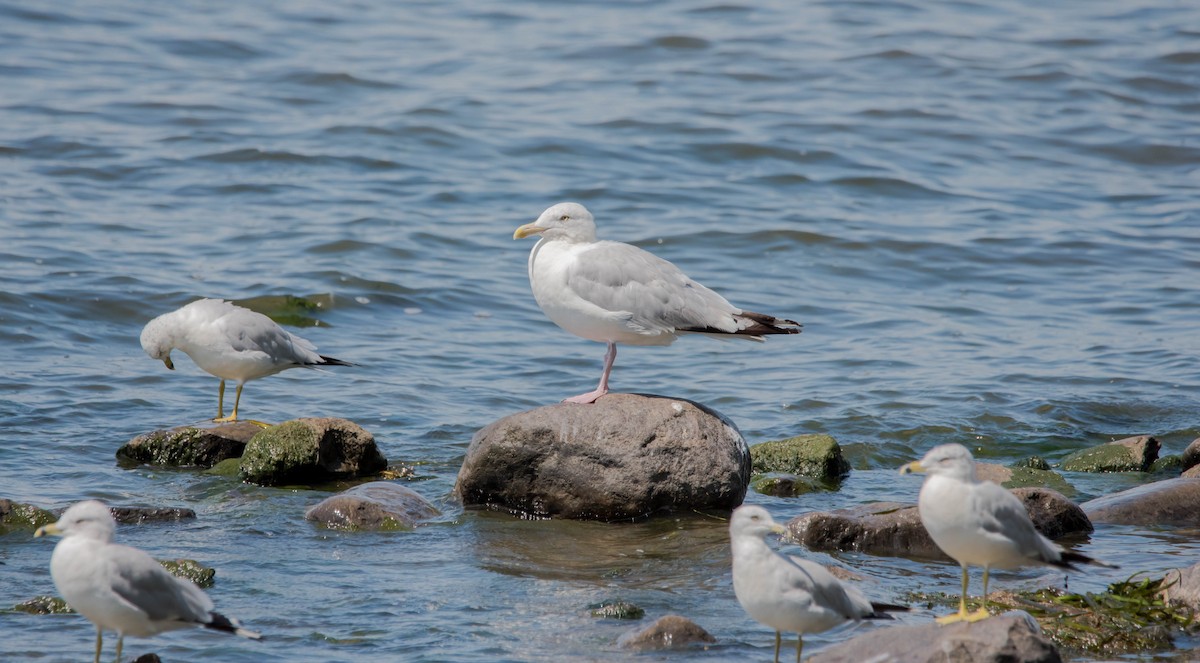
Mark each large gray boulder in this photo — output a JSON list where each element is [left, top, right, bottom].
[[305, 482, 439, 530], [1081, 477, 1200, 526], [240, 418, 386, 486], [807, 613, 1061, 663], [788, 488, 1091, 559], [117, 422, 260, 468], [455, 394, 750, 521]]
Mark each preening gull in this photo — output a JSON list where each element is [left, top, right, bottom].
[[35, 500, 260, 663], [900, 443, 1115, 624], [140, 298, 352, 423], [514, 202, 801, 404], [729, 505, 905, 663]]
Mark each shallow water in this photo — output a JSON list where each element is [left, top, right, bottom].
[[1, 0, 1198, 660]]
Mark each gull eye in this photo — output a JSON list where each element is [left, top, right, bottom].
[[559, 215, 569, 221]]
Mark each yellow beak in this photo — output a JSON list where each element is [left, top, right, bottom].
[[770, 523, 787, 536], [34, 523, 62, 538], [899, 461, 925, 475], [163, 356, 175, 370], [513, 223, 545, 240]]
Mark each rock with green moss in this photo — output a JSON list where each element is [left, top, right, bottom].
[[204, 457, 243, 477], [305, 482, 438, 531], [974, 462, 1076, 497], [750, 434, 850, 481], [0, 499, 56, 533], [235, 294, 335, 327], [13, 595, 73, 614], [589, 600, 645, 619], [117, 422, 260, 468], [240, 417, 386, 486], [1059, 435, 1159, 473], [159, 559, 215, 588], [1150, 455, 1183, 474], [752, 474, 824, 497]]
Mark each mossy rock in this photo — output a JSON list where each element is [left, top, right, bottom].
[[159, 559, 215, 588], [1004, 467, 1078, 498], [1060, 436, 1159, 473], [240, 417, 385, 486], [235, 294, 335, 328], [0, 499, 56, 533], [589, 600, 645, 619], [12, 595, 73, 614], [750, 434, 850, 480], [204, 457, 243, 478], [752, 474, 824, 497], [117, 422, 258, 468], [1011, 455, 1051, 471], [1150, 455, 1183, 474]]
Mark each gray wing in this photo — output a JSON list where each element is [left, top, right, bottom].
[[972, 482, 1061, 564], [566, 241, 743, 335], [106, 545, 213, 624], [215, 305, 322, 364], [781, 554, 872, 619]]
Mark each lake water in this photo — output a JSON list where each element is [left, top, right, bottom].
[[1, 0, 1198, 660]]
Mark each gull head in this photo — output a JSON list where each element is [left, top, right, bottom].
[[899, 443, 977, 482], [513, 202, 598, 243], [140, 315, 176, 370], [34, 500, 116, 543], [730, 504, 788, 541]]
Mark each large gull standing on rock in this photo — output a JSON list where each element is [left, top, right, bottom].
[[514, 202, 801, 404], [140, 298, 353, 424]]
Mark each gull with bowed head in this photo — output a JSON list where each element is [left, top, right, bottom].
[[729, 505, 906, 663], [140, 298, 353, 424], [514, 202, 801, 404], [35, 500, 260, 663], [900, 443, 1116, 624]]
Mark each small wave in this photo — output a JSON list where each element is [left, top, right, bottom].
[[275, 71, 400, 90], [154, 38, 265, 60]]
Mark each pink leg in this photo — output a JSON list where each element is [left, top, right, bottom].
[[563, 342, 616, 404]]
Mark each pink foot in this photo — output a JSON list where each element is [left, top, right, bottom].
[[562, 389, 608, 404]]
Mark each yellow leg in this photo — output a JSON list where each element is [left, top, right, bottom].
[[796, 634, 803, 663], [114, 633, 123, 663], [216, 380, 226, 419], [965, 567, 991, 622], [936, 564, 972, 625], [774, 630, 781, 663], [93, 627, 102, 663], [213, 383, 243, 423]]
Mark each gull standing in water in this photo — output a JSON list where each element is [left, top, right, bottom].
[[514, 202, 801, 404], [140, 298, 352, 423], [730, 505, 906, 663], [900, 443, 1115, 624], [35, 500, 260, 663]]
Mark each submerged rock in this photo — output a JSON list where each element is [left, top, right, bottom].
[[0, 499, 56, 533], [750, 434, 850, 481], [110, 506, 196, 524], [158, 559, 215, 588], [618, 615, 716, 651], [975, 462, 1076, 496], [455, 394, 750, 521], [788, 488, 1091, 559], [1081, 477, 1200, 526], [752, 474, 824, 497], [589, 600, 645, 620], [807, 613, 1060, 663], [1059, 435, 1159, 473], [240, 418, 386, 486], [12, 595, 73, 614], [117, 422, 260, 468], [305, 481, 439, 530]]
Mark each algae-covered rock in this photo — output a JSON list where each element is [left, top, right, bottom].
[[0, 499, 56, 533], [1012, 456, 1052, 471], [117, 422, 260, 468], [1059, 435, 1159, 473], [13, 595, 73, 614], [240, 417, 386, 486], [589, 600, 645, 619], [1150, 455, 1183, 474], [750, 434, 850, 480], [305, 482, 439, 531], [975, 462, 1076, 496], [618, 615, 715, 650], [204, 457, 243, 478], [752, 474, 823, 497], [235, 293, 335, 328], [159, 559, 215, 588]]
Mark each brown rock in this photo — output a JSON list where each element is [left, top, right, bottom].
[[1161, 562, 1200, 611], [305, 482, 439, 530], [454, 394, 749, 521], [1182, 438, 1200, 473], [788, 488, 1091, 559], [807, 613, 1061, 663], [239, 417, 386, 486], [109, 506, 196, 524], [1183, 465, 1200, 479], [1081, 477, 1200, 526], [618, 615, 716, 650]]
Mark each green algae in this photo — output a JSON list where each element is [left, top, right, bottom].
[[750, 434, 850, 480]]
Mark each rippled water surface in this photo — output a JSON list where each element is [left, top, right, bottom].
[[2, 0, 1198, 660]]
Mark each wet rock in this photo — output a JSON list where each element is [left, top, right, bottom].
[[750, 434, 850, 480], [1183, 464, 1200, 479], [204, 457, 243, 477], [159, 559, 215, 588], [305, 482, 439, 531], [1182, 438, 1200, 472], [1161, 562, 1200, 611], [752, 474, 823, 497], [788, 488, 1091, 559], [240, 418, 386, 486], [131, 655, 162, 663], [110, 506, 196, 524], [974, 463, 1075, 496], [1012, 456, 1051, 471], [1059, 435, 1159, 473], [1150, 455, 1183, 474], [12, 595, 73, 614], [0, 499, 56, 533], [618, 615, 716, 651], [455, 394, 749, 520], [807, 613, 1060, 663], [589, 600, 645, 619], [1081, 477, 1200, 526], [117, 422, 260, 468]]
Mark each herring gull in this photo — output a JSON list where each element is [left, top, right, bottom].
[[514, 202, 801, 404], [900, 443, 1115, 624], [35, 500, 260, 663], [140, 298, 352, 423]]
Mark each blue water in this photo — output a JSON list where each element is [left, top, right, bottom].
[[1, 0, 1198, 660]]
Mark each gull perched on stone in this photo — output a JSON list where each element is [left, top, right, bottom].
[[730, 505, 905, 663], [514, 202, 801, 404], [140, 298, 352, 423], [35, 500, 261, 663], [900, 443, 1115, 624]]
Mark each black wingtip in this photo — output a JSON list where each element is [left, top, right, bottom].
[[317, 354, 356, 367], [205, 612, 263, 640], [867, 601, 912, 618], [1059, 550, 1119, 570]]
